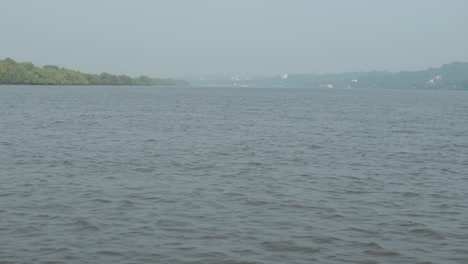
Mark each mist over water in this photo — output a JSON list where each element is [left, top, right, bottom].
[[1, 86, 467, 264]]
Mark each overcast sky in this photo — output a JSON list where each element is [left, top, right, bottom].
[[1, 0, 467, 77]]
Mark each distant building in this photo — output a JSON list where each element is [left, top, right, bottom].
[[427, 75, 442, 84], [319, 84, 333, 89]]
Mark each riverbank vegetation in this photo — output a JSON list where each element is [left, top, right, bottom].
[[0, 58, 188, 86]]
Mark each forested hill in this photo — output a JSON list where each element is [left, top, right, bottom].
[[0, 58, 188, 86]]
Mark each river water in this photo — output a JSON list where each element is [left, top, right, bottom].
[[1, 86, 467, 264]]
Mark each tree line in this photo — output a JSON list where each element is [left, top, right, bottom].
[[0, 58, 188, 86]]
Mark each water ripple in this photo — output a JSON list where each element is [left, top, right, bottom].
[[1, 86, 467, 263]]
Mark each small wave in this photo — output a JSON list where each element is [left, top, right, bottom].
[[142, 196, 177, 203], [246, 161, 263, 166], [363, 250, 400, 256], [353, 241, 385, 250], [214, 151, 230, 156], [34, 214, 51, 218], [39, 261, 66, 264], [12, 226, 42, 234], [345, 190, 373, 194], [453, 249, 468, 254], [131, 225, 154, 232], [365, 242, 383, 248], [231, 249, 258, 255], [52, 247, 71, 254], [243, 200, 269, 206], [177, 246, 197, 251], [92, 198, 113, 203], [198, 234, 230, 240], [133, 167, 155, 173], [392, 130, 417, 134], [400, 192, 420, 197], [187, 251, 230, 260], [188, 164, 215, 170], [409, 228, 444, 239], [0, 141, 13, 146], [397, 221, 425, 227], [223, 192, 245, 197], [141, 196, 163, 200], [291, 235, 341, 244], [441, 168, 457, 174], [118, 200, 134, 207], [69, 219, 100, 231], [161, 227, 197, 233], [96, 250, 123, 256], [344, 228, 379, 235], [217, 261, 259, 264], [429, 193, 448, 198], [157, 219, 191, 227], [322, 214, 345, 219], [261, 241, 320, 253], [413, 247, 432, 253], [62, 160, 73, 166]]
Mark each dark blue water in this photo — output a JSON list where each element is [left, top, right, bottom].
[[1, 86, 467, 264]]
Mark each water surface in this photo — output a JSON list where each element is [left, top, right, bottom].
[[1, 86, 467, 263]]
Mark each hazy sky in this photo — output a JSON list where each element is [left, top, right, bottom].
[[2, 0, 467, 77]]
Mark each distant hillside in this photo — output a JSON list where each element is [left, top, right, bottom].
[[183, 62, 468, 90], [353, 62, 468, 90], [0, 58, 188, 86]]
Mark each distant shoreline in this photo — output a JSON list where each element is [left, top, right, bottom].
[[182, 62, 468, 90], [0, 58, 188, 86], [0, 84, 189, 87]]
